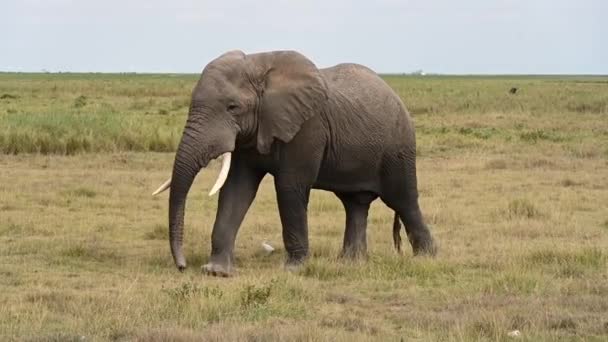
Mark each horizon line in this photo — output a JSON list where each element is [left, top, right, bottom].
[[1, 71, 607, 77]]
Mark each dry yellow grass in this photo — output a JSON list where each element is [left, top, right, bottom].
[[1, 148, 607, 341], [1, 74, 607, 341]]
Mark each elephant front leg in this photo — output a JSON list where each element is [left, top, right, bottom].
[[275, 181, 312, 270], [203, 163, 264, 277]]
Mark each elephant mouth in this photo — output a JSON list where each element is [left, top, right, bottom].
[[152, 151, 232, 197]]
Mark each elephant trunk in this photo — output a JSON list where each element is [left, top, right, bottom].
[[166, 117, 236, 271], [168, 138, 203, 271]]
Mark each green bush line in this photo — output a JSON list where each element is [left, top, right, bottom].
[[1, 74, 606, 154], [0, 112, 181, 154]]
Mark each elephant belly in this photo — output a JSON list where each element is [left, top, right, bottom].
[[314, 154, 382, 193]]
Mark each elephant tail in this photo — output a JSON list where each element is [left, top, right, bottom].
[[392, 212, 402, 253]]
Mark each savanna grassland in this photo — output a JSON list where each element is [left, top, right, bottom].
[[1, 72, 607, 341]]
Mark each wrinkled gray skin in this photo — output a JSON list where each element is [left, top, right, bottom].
[[168, 50, 436, 276]]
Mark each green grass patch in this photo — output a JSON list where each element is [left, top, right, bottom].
[[240, 281, 275, 308], [1, 73, 607, 155], [162, 282, 224, 302], [65, 187, 97, 198], [1, 112, 181, 154], [519, 129, 568, 143], [523, 248, 607, 277]]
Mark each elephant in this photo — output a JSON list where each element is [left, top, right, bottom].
[[153, 50, 436, 276]]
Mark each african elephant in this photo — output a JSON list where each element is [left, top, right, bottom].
[[153, 50, 436, 276]]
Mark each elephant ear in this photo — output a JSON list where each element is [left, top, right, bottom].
[[250, 51, 328, 154]]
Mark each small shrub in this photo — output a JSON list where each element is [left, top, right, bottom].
[[157, 109, 169, 115], [240, 280, 276, 308], [73, 95, 87, 108], [67, 187, 97, 198], [506, 199, 542, 219], [519, 129, 565, 143], [61, 245, 91, 259], [0, 93, 18, 99], [560, 178, 580, 187], [411, 106, 438, 114], [162, 282, 224, 302], [457, 127, 496, 140]]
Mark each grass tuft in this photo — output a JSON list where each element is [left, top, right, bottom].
[[162, 282, 224, 302], [301, 261, 346, 280], [66, 187, 97, 198], [505, 199, 543, 219], [240, 280, 275, 308], [485, 159, 508, 170], [320, 316, 380, 335], [519, 129, 566, 143], [549, 317, 578, 331], [0, 221, 28, 235], [524, 248, 606, 277], [73, 95, 87, 108], [560, 178, 580, 187], [144, 224, 166, 240], [60, 241, 123, 265]]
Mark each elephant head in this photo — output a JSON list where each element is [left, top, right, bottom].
[[152, 50, 328, 271]]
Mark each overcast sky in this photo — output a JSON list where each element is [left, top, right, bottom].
[[1, 0, 606, 74]]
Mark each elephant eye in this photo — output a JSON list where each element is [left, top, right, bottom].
[[227, 104, 239, 112]]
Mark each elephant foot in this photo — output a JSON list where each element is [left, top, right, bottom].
[[202, 262, 234, 277], [338, 246, 368, 260], [411, 236, 437, 257], [284, 254, 307, 273]]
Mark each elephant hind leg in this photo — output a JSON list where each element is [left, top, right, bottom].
[[382, 193, 435, 256], [380, 159, 436, 256], [394, 203, 436, 256], [336, 191, 377, 259]]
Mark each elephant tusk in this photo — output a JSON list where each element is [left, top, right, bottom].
[[152, 178, 171, 196], [209, 152, 232, 196]]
